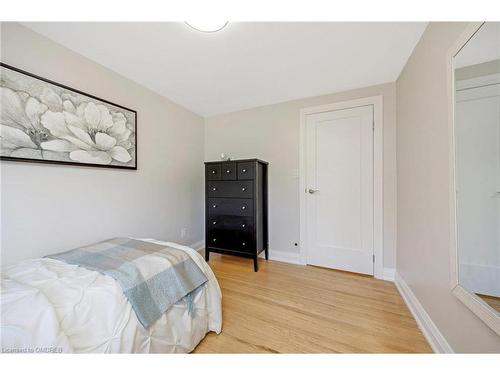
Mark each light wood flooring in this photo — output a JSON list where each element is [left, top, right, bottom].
[[194, 254, 432, 353], [477, 294, 500, 314]]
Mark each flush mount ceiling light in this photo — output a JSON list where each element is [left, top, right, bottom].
[[185, 21, 228, 33]]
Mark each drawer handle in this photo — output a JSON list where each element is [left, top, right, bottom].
[[241, 224, 246, 228], [242, 206, 246, 210], [212, 204, 217, 208], [212, 187, 217, 191], [241, 187, 246, 191], [211, 170, 216, 174], [242, 242, 246, 246], [212, 221, 217, 225], [226, 170, 231, 174], [242, 169, 247, 173]]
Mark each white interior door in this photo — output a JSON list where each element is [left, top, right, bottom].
[[305, 105, 374, 275]]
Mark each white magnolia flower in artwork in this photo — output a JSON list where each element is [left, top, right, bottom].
[[0, 87, 75, 159], [41, 101, 133, 164]]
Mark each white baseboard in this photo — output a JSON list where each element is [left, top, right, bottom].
[[382, 268, 395, 281], [189, 242, 302, 265], [259, 249, 305, 265], [193, 244, 391, 279], [394, 272, 453, 353]]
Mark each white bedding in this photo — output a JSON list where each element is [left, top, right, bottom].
[[0, 239, 222, 353]]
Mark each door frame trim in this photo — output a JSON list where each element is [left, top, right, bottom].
[[299, 96, 384, 279]]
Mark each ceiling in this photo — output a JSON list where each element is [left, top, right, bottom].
[[455, 22, 500, 68], [24, 22, 427, 116]]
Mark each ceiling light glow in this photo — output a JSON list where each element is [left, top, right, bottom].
[[185, 21, 228, 33]]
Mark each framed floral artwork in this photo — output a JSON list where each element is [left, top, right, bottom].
[[0, 63, 137, 169]]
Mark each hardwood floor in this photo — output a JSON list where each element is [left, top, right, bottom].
[[477, 294, 500, 314], [194, 254, 432, 353]]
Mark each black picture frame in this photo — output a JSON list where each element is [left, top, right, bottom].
[[0, 62, 137, 170]]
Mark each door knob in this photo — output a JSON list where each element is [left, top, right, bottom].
[[308, 189, 319, 194]]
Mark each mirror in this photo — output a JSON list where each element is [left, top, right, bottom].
[[453, 22, 500, 326]]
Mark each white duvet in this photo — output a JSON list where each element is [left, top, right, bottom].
[[0, 239, 222, 353]]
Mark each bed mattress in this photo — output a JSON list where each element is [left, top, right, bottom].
[[0, 239, 222, 353]]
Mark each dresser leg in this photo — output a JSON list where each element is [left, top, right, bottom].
[[253, 256, 259, 272], [205, 249, 210, 262], [264, 248, 269, 260]]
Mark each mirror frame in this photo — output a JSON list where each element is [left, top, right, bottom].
[[448, 21, 500, 336]]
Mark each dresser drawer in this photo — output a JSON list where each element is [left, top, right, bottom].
[[206, 164, 221, 180], [208, 198, 254, 216], [204, 158, 268, 271], [237, 162, 255, 180], [207, 229, 255, 253], [221, 163, 236, 180], [207, 181, 253, 198], [208, 215, 254, 232]]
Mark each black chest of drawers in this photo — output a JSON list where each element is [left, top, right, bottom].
[[205, 159, 268, 271]]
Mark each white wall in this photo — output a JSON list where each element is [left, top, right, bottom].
[[396, 22, 500, 352], [0, 23, 205, 265], [205, 83, 397, 269]]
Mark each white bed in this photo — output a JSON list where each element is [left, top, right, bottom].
[[0, 239, 222, 353]]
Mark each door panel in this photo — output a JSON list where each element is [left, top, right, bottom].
[[306, 105, 374, 275]]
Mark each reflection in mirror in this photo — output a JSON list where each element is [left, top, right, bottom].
[[454, 22, 500, 315]]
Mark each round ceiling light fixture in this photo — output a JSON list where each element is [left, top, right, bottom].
[[185, 21, 228, 33]]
